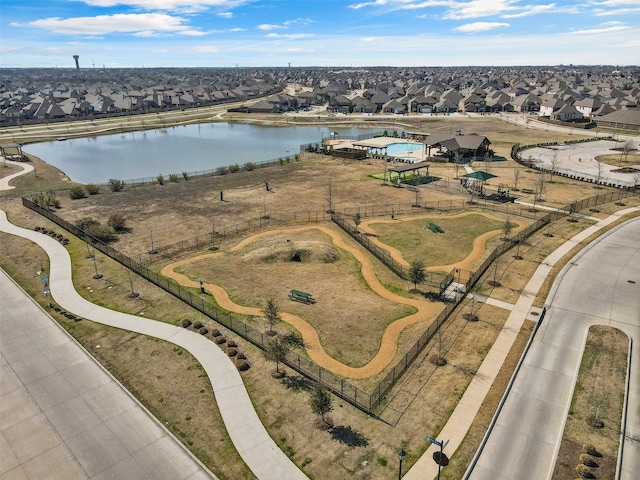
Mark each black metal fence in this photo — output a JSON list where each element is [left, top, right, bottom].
[[22, 187, 635, 414], [133, 197, 549, 264]]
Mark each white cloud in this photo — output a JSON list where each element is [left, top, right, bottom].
[[14, 13, 203, 36], [570, 22, 630, 34], [445, 1, 517, 19], [454, 21, 509, 32], [502, 3, 557, 18], [257, 23, 285, 30], [265, 33, 314, 39], [178, 29, 209, 36], [594, 7, 640, 15], [218, 11, 233, 18]]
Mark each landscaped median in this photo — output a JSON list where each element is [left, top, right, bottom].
[[552, 325, 629, 480]]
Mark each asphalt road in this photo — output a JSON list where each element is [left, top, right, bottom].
[[468, 216, 640, 480]]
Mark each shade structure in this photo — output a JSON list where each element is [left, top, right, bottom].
[[460, 171, 498, 181]]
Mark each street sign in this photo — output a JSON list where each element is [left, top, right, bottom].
[[426, 437, 443, 447]]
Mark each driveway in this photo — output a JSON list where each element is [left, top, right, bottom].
[[467, 217, 640, 479]]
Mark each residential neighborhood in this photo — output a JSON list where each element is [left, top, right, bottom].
[[2, 65, 639, 130]]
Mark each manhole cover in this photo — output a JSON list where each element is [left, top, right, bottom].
[[531, 311, 540, 316], [628, 280, 636, 284]]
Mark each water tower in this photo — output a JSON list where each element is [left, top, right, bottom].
[[73, 55, 80, 71]]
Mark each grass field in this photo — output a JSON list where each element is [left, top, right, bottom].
[[175, 227, 417, 368]]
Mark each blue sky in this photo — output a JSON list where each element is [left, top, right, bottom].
[[1, 1, 639, 68]]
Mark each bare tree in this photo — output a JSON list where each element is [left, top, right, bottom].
[[535, 174, 546, 202], [549, 151, 560, 182], [326, 179, 334, 213], [594, 158, 604, 186], [620, 138, 634, 166], [513, 168, 521, 191]]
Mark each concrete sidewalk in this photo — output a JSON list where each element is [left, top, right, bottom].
[[1, 269, 216, 480], [0, 210, 308, 480], [404, 206, 640, 480], [0, 159, 34, 191]]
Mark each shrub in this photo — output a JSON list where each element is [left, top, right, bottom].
[[193, 321, 204, 329], [168, 173, 179, 183], [182, 171, 189, 180], [211, 329, 221, 337], [216, 166, 228, 176], [579, 454, 598, 468], [575, 464, 594, 478], [85, 183, 101, 195], [199, 327, 208, 335], [214, 336, 226, 345], [244, 162, 255, 171], [156, 174, 164, 185], [294, 153, 300, 162], [236, 360, 250, 371], [582, 444, 601, 457], [107, 214, 127, 233], [227, 340, 237, 348], [76, 218, 115, 242], [68, 186, 87, 200], [108, 179, 124, 192], [181, 319, 192, 328], [227, 348, 238, 357], [228, 164, 240, 173], [237, 353, 246, 360]]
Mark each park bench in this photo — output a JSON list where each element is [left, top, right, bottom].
[[289, 289, 315, 304], [521, 188, 535, 194], [427, 222, 445, 233]]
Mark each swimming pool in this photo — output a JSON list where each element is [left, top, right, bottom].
[[385, 142, 424, 155]]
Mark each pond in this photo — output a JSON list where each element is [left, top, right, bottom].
[[23, 123, 378, 184]]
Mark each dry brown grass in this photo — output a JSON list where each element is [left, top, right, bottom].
[[176, 227, 416, 368], [552, 325, 628, 480], [0, 220, 255, 480]]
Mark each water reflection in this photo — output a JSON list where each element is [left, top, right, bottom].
[[24, 123, 375, 184]]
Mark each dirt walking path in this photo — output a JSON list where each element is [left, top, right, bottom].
[[162, 220, 499, 379], [359, 212, 528, 272]]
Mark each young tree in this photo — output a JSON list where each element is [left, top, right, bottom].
[[535, 174, 546, 202], [263, 335, 288, 375], [309, 383, 333, 426], [594, 159, 604, 186], [262, 297, 281, 335], [502, 217, 513, 240], [549, 151, 560, 182], [352, 212, 362, 233], [326, 179, 334, 213], [408, 259, 426, 291], [513, 168, 521, 191]]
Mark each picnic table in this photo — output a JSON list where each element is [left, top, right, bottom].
[[427, 222, 445, 233], [289, 289, 316, 304]]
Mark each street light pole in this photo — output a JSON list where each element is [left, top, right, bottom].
[[397, 449, 406, 480]]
